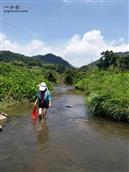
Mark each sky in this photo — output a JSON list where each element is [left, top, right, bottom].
[[0, 0, 129, 67]]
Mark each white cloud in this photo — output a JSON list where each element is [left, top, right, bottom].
[[62, 30, 129, 66], [0, 34, 50, 56], [0, 30, 129, 67]]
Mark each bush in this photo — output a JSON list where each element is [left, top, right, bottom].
[[0, 63, 52, 103], [75, 69, 129, 121]]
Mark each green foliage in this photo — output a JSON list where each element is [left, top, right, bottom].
[[97, 50, 129, 71], [0, 51, 73, 109], [64, 69, 77, 85], [48, 73, 57, 82], [0, 63, 52, 104], [0, 51, 43, 67], [75, 69, 129, 121]]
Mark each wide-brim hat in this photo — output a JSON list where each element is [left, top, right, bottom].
[[38, 82, 47, 91]]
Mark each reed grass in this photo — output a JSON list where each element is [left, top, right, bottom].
[[75, 70, 129, 121]]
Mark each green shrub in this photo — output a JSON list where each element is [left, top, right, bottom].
[[75, 69, 129, 121], [0, 63, 52, 104]]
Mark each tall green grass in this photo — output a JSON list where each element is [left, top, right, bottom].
[[0, 63, 52, 108], [75, 70, 129, 121]]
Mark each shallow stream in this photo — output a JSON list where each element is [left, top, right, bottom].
[[0, 85, 129, 172]]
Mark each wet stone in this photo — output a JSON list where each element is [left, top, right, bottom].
[[0, 125, 2, 131]]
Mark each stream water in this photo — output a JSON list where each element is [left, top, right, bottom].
[[0, 85, 129, 172]]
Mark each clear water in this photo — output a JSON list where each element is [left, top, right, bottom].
[[0, 85, 129, 172]]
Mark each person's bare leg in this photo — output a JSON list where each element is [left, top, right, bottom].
[[39, 108, 43, 120], [43, 108, 48, 119]]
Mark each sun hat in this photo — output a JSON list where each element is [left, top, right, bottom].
[[39, 82, 47, 91]]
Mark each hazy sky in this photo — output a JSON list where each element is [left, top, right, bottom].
[[0, 0, 129, 67]]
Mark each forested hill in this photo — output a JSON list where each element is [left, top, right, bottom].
[[0, 51, 72, 69], [0, 51, 42, 66], [116, 52, 129, 57], [32, 53, 72, 68], [80, 51, 129, 71]]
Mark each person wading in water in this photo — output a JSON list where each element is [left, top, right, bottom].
[[34, 82, 52, 120]]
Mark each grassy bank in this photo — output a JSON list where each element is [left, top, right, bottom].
[[75, 70, 129, 122], [0, 63, 52, 110]]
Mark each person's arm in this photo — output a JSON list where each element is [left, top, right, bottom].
[[49, 100, 52, 107], [34, 99, 38, 106], [34, 93, 38, 106], [47, 90, 52, 107]]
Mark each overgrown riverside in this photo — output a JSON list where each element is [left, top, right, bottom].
[[0, 63, 56, 110], [1, 50, 129, 122], [64, 51, 129, 122], [0, 50, 74, 110], [75, 70, 129, 121]]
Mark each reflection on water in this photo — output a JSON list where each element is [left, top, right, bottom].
[[37, 120, 49, 151], [89, 119, 129, 141], [73, 118, 129, 141], [32, 119, 49, 151]]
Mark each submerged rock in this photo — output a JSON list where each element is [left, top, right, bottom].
[[64, 105, 71, 108], [0, 125, 2, 131], [0, 112, 8, 121]]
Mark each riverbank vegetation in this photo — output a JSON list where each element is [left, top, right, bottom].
[[0, 51, 68, 110], [64, 51, 129, 122], [75, 70, 129, 121], [0, 63, 53, 109], [1, 50, 129, 122]]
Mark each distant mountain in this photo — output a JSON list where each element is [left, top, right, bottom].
[[115, 52, 129, 57], [0, 51, 42, 66], [0, 51, 72, 69], [0, 51, 28, 62], [32, 53, 72, 68], [80, 59, 99, 70]]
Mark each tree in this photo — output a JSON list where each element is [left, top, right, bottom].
[[97, 51, 118, 69]]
